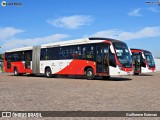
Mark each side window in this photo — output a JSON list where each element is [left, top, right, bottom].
[[12, 52, 24, 61], [82, 46, 86, 59], [5, 51, 30, 62], [49, 47, 59, 60], [77, 46, 82, 58], [65, 47, 70, 59], [40, 49, 44, 60], [24, 50, 32, 61], [86, 46, 94, 60], [5, 53, 12, 61], [70, 46, 81, 59], [59, 47, 70, 59], [69, 46, 74, 59], [109, 49, 116, 67], [19, 51, 24, 61], [81, 45, 95, 60], [12, 52, 19, 61], [40, 48, 48, 60]]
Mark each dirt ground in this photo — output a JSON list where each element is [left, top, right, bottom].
[[0, 72, 160, 119]]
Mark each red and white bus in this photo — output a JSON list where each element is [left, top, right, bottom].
[[131, 48, 156, 75], [4, 38, 133, 79]]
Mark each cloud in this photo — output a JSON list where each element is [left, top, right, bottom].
[[128, 8, 142, 16], [148, 7, 160, 12], [90, 26, 160, 40], [0, 27, 24, 40], [1, 34, 69, 52], [47, 15, 93, 29]]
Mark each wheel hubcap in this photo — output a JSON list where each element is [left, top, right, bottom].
[[15, 70, 17, 75], [46, 71, 50, 76], [87, 71, 92, 77]]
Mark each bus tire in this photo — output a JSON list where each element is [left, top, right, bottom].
[[14, 68, 18, 76], [102, 76, 110, 79], [45, 67, 52, 78], [86, 68, 95, 80]]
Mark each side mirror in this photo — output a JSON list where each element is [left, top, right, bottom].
[[110, 44, 115, 54]]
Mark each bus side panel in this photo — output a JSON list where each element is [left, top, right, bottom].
[[3, 53, 11, 73], [40, 59, 96, 75], [3, 61, 25, 73], [56, 59, 96, 75], [3, 60, 6, 72], [141, 67, 154, 73], [109, 66, 133, 76], [4, 61, 32, 74], [11, 62, 26, 73], [40, 60, 73, 74], [3, 60, 11, 72]]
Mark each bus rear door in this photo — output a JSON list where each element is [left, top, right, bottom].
[[24, 51, 32, 69]]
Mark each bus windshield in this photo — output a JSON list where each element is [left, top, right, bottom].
[[113, 43, 132, 68], [144, 52, 155, 67]]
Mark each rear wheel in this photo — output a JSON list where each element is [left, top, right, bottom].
[[45, 68, 52, 78], [14, 68, 18, 76], [14, 68, 23, 76], [86, 68, 95, 80]]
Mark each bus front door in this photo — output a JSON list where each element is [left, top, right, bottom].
[[132, 52, 141, 74], [96, 46, 109, 76]]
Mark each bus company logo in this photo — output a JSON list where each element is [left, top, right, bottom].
[[1, 112, 42, 118], [1, 1, 22, 7], [2, 112, 11, 117], [145, 0, 160, 6]]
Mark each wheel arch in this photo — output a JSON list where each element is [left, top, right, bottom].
[[45, 66, 51, 73], [84, 66, 95, 75]]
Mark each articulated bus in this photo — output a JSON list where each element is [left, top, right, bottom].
[[131, 48, 156, 75], [4, 38, 133, 79]]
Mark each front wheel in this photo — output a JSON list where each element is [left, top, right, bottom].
[[45, 68, 52, 78], [86, 68, 95, 80]]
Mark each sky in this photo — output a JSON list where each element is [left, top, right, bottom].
[[0, 0, 160, 57]]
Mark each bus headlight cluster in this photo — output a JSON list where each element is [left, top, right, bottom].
[[118, 65, 122, 70]]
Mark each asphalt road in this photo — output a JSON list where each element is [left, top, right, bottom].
[[0, 72, 160, 119]]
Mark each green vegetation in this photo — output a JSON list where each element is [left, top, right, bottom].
[[0, 54, 4, 72], [0, 54, 4, 60]]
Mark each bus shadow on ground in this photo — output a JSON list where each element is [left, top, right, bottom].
[[134, 74, 154, 76], [101, 77, 132, 81], [9, 74, 132, 81], [53, 75, 132, 81], [9, 74, 46, 78]]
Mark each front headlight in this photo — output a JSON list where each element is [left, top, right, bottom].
[[118, 65, 122, 70]]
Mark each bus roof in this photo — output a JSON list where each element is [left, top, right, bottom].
[[89, 37, 122, 43], [5, 46, 33, 53], [130, 48, 151, 53], [41, 37, 124, 48], [6, 37, 124, 52]]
